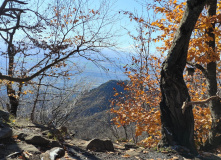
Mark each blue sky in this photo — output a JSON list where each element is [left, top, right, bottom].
[[0, 0, 161, 87], [115, 0, 143, 12]]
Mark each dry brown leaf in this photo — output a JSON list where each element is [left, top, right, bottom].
[[12, 135, 18, 139], [18, 155, 25, 160], [122, 154, 130, 158]]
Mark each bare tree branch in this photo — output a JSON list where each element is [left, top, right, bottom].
[[187, 61, 208, 77], [182, 94, 221, 114]]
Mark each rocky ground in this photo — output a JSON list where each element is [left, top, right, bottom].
[[1, 110, 221, 160]]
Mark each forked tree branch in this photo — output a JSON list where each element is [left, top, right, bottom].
[[0, 46, 84, 82], [186, 61, 208, 77], [182, 94, 221, 113]]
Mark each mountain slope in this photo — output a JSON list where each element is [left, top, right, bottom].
[[73, 80, 126, 118], [69, 80, 127, 140]]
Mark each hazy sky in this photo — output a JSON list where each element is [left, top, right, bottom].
[[0, 0, 160, 85]]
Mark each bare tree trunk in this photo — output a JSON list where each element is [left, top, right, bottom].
[[7, 55, 19, 117], [123, 125, 128, 140], [4, 3, 22, 117], [159, 0, 206, 154], [203, 0, 221, 149], [7, 83, 19, 117], [31, 75, 44, 122]]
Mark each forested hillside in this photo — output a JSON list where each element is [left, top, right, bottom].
[[68, 80, 127, 140], [2, 0, 221, 159]]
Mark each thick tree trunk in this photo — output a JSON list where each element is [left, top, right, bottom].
[[203, 0, 221, 149], [159, 0, 206, 154]]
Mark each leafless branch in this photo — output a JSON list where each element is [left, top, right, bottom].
[[187, 61, 208, 77], [182, 93, 221, 113]]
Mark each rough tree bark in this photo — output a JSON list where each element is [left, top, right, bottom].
[[159, 0, 206, 154], [7, 55, 18, 116], [204, 0, 221, 149]]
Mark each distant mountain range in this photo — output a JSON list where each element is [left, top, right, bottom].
[[69, 80, 127, 140]]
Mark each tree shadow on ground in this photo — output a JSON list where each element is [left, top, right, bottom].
[[200, 155, 221, 160], [65, 144, 102, 160]]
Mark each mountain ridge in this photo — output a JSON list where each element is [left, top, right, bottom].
[[69, 79, 127, 140], [72, 79, 127, 118]]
